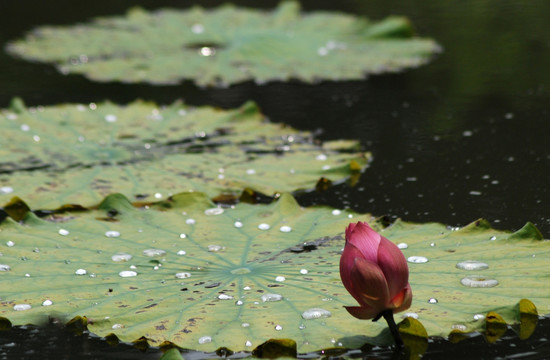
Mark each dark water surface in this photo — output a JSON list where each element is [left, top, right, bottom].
[[0, 0, 549, 359]]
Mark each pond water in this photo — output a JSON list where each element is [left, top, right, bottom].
[[0, 0, 549, 359]]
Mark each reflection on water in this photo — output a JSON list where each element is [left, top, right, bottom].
[[0, 317, 549, 359]]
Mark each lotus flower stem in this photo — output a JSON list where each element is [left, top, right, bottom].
[[373, 309, 403, 347]]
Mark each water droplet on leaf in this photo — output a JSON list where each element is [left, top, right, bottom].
[[58, 229, 69, 236], [258, 223, 270, 230], [105, 230, 120, 238], [13, 304, 31, 311], [143, 249, 166, 257], [275, 276, 286, 282], [198, 336, 212, 344], [75, 269, 87, 275], [279, 225, 292, 233], [456, 260, 489, 271], [461, 275, 498, 288], [42, 300, 53, 306], [175, 272, 191, 279], [111, 253, 132, 262], [119, 271, 138, 278], [397, 243, 408, 249], [407, 256, 428, 263], [261, 293, 283, 302], [301, 308, 332, 319], [204, 208, 224, 216]]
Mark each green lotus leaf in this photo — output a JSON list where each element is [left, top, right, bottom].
[[0, 193, 548, 353], [0, 99, 368, 208], [6, 2, 440, 87]]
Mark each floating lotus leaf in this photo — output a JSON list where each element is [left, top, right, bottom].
[[6, 2, 440, 86], [0, 99, 368, 208], [0, 194, 548, 353]]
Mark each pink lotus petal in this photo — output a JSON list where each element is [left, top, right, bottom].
[[376, 235, 409, 299], [344, 305, 380, 320], [346, 222, 380, 263], [350, 256, 390, 310], [391, 283, 413, 313]]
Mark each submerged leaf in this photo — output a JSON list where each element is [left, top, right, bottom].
[[0, 194, 548, 352], [0, 99, 368, 208], [6, 2, 440, 86]]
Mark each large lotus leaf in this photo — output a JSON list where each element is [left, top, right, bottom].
[[0, 99, 368, 208], [0, 193, 549, 353], [6, 2, 440, 87]]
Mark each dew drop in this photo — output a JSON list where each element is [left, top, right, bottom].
[[245, 340, 252, 347], [243, 286, 251, 291], [198, 336, 212, 344], [143, 249, 166, 257], [208, 245, 223, 252], [428, 298, 438, 304], [258, 223, 270, 230], [430, 242, 436, 247], [105, 230, 120, 238], [235, 300, 244, 306], [473, 314, 485, 321], [261, 293, 283, 302], [279, 225, 292, 233], [241, 323, 250, 327], [104, 114, 117, 123], [119, 270, 138, 278], [175, 272, 191, 279], [300, 269, 308, 275], [42, 300, 53, 306], [275, 276, 286, 282], [112, 323, 124, 329], [6, 241, 14, 247], [191, 23, 204, 34], [58, 229, 70, 236], [490, 236, 497, 241], [0, 264, 11, 271], [154, 192, 162, 199], [0, 186, 14, 194], [407, 256, 428, 263], [13, 304, 31, 311], [299, 324, 306, 330], [234, 221, 243, 228], [246, 169, 256, 175], [451, 324, 467, 331], [111, 253, 132, 262], [75, 269, 87, 275], [177, 250, 187, 256], [218, 294, 233, 300], [199, 47, 215, 56], [130, 265, 137, 270], [460, 275, 498, 288], [179, 233, 187, 239], [456, 260, 489, 271], [402, 312, 419, 319], [185, 218, 196, 225], [204, 208, 224, 216], [331, 209, 341, 216], [301, 308, 332, 320], [275, 325, 283, 331], [316, 154, 327, 161], [397, 243, 408, 249]]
